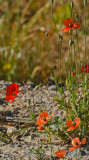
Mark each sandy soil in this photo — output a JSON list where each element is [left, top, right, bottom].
[[0, 81, 89, 160]]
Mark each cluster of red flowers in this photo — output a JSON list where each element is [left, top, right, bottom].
[[55, 137, 86, 158], [4, 79, 86, 159], [35, 109, 86, 159], [55, 117, 86, 158], [62, 18, 89, 74], [81, 64, 89, 73]]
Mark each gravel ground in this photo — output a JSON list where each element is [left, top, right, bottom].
[[0, 80, 89, 160]]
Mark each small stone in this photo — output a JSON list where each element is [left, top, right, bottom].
[[0, 149, 3, 154], [7, 126, 16, 134], [0, 105, 2, 108], [3, 85, 7, 89], [67, 148, 86, 158], [24, 136, 31, 143], [18, 144, 22, 147], [44, 145, 48, 148], [50, 124, 57, 130], [48, 85, 58, 91]]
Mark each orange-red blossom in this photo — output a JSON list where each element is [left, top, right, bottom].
[[69, 137, 86, 151], [66, 117, 80, 131], [36, 111, 54, 127], [5, 83, 23, 103], [81, 64, 89, 73], [55, 150, 67, 158], [72, 72, 75, 76], [62, 18, 80, 32]]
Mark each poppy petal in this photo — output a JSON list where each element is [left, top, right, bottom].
[[55, 150, 67, 158], [72, 137, 80, 146], [81, 138, 86, 145], [74, 117, 80, 127], [5, 96, 13, 101], [36, 119, 45, 126], [66, 120, 73, 127], [6, 83, 19, 96], [63, 18, 73, 26], [5, 83, 23, 103], [67, 126, 75, 131], [62, 26, 72, 32], [39, 111, 48, 119], [6, 85, 13, 96], [69, 147, 76, 151], [5, 95, 17, 102], [48, 113, 54, 119], [74, 23, 80, 28]]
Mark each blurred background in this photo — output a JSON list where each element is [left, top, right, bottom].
[[0, 0, 89, 84]]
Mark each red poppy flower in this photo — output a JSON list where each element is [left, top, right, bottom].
[[69, 137, 86, 151], [36, 111, 54, 126], [5, 83, 23, 103], [72, 72, 75, 76], [62, 18, 80, 32], [55, 150, 67, 158], [66, 117, 80, 131], [81, 64, 89, 73]]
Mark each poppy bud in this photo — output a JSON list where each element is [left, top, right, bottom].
[[58, 34, 63, 42], [45, 32, 48, 37], [69, 30, 72, 34], [84, 0, 87, 7], [72, 72, 75, 76], [75, 14, 79, 21], [69, 40, 74, 46], [71, 1, 74, 9], [53, 65, 56, 70]]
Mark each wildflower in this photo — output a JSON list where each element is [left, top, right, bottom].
[[66, 117, 80, 131], [72, 72, 75, 76], [62, 18, 80, 32], [81, 64, 89, 73], [69, 137, 86, 151], [55, 150, 67, 158], [5, 83, 23, 103], [36, 111, 54, 126]]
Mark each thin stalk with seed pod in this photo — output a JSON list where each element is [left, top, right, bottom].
[[50, 0, 62, 83], [49, 126, 53, 159], [70, 0, 74, 72], [76, 14, 81, 72], [45, 32, 52, 72], [84, 0, 87, 78]]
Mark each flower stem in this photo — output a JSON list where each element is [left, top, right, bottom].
[[84, 0, 87, 78], [45, 33, 52, 70], [51, 0, 62, 83], [49, 126, 53, 159]]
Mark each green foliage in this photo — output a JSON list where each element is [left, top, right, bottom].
[[0, 132, 9, 142]]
